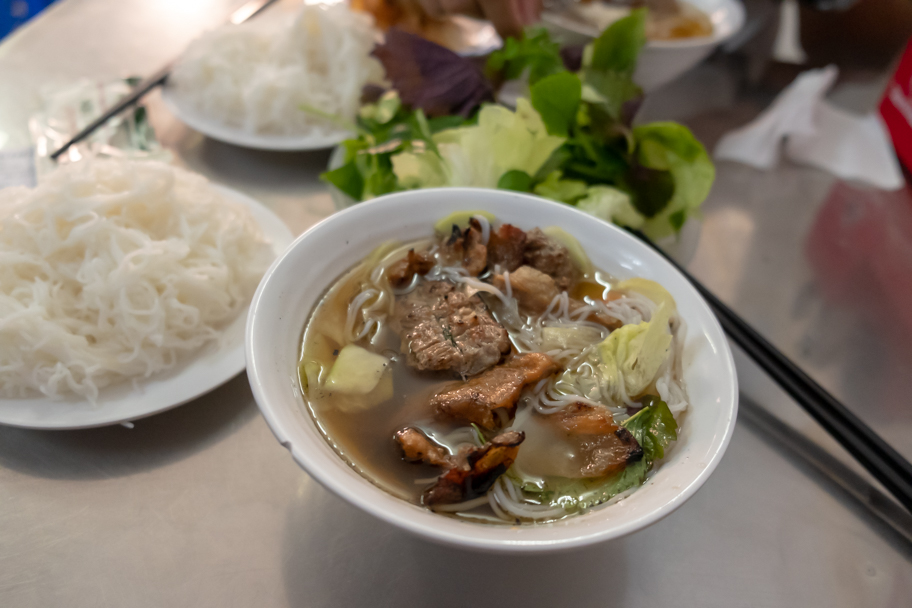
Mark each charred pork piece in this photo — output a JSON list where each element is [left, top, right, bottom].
[[553, 403, 643, 478], [522, 228, 579, 290], [432, 353, 559, 429], [486, 223, 527, 272], [492, 266, 622, 330], [387, 249, 435, 288], [394, 427, 453, 467], [441, 222, 487, 276], [391, 281, 510, 376], [423, 430, 525, 506]]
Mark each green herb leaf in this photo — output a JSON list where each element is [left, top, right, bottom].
[[530, 72, 582, 137], [470, 423, 486, 446], [622, 396, 678, 462], [486, 27, 565, 84], [320, 162, 364, 201], [581, 69, 641, 121], [497, 169, 533, 192], [589, 8, 647, 74], [428, 115, 467, 133]]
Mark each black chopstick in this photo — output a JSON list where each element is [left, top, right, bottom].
[[49, 0, 282, 161], [50, 65, 172, 161], [628, 229, 912, 514]]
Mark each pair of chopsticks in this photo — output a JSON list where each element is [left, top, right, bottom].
[[629, 229, 912, 514], [49, 0, 281, 161]]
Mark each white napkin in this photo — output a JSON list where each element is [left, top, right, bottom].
[[715, 66, 904, 191]]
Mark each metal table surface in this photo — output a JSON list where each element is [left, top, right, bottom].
[[1, 1, 911, 606]]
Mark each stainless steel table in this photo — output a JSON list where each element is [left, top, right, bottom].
[[1, 1, 911, 606]]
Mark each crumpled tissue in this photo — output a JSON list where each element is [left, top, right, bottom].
[[715, 66, 904, 190]]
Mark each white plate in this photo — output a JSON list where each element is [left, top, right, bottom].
[[0, 185, 294, 430], [161, 86, 353, 151]]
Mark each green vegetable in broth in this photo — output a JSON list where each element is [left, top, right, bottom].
[[598, 302, 673, 397], [623, 397, 679, 462]]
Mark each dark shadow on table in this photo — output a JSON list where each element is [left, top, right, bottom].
[[180, 136, 334, 192], [281, 483, 628, 608], [0, 373, 258, 481]]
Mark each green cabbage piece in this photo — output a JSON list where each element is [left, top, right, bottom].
[[622, 396, 678, 462], [391, 99, 565, 189], [576, 185, 645, 229], [597, 302, 673, 397]]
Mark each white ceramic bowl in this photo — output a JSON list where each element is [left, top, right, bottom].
[[246, 188, 738, 552], [543, 0, 746, 91]]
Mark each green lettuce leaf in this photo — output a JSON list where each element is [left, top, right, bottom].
[[621, 396, 678, 461], [575, 185, 645, 229], [598, 301, 673, 397], [533, 170, 588, 204], [391, 99, 565, 189], [632, 122, 715, 238]]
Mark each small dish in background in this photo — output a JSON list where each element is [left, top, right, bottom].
[[543, 0, 746, 91]]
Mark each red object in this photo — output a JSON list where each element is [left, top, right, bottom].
[[806, 181, 912, 339], [880, 37, 912, 173]]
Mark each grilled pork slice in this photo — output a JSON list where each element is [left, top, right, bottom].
[[387, 249, 435, 288], [486, 223, 527, 272], [432, 353, 559, 429], [423, 431, 525, 506], [553, 403, 643, 478], [492, 265, 621, 330], [394, 427, 453, 467], [440, 222, 487, 276], [391, 281, 510, 377]]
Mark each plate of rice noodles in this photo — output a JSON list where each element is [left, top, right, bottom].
[[0, 159, 293, 429], [162, 2, 385, 151]]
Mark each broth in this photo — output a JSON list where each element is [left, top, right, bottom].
[[298, 219, 689, 524]]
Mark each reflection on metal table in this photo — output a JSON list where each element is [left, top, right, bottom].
[[0, 0, 910, 606]]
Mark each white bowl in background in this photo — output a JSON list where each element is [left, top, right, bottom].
[[543, 0, 746, 91], [245, 188, 737, 552]]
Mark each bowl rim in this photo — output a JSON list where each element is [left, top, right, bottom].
[[543, 0, 746, 50], [246, 188, 738, 552]]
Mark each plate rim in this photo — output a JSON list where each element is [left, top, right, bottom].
[[161, 86, 353, 152]]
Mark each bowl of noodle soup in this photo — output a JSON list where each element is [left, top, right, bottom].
[[246, 188, 737, 551]]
